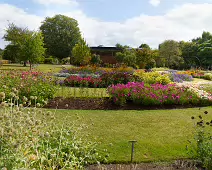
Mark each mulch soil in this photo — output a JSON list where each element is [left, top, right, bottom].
[[44, 97, 209, 110]]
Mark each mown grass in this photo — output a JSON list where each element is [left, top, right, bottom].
[[44, 107, 212, 163], [0, 64, 73, 73], [54, 86, 109, 98]]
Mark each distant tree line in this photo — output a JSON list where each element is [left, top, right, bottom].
[[1, 14, 212, 69]]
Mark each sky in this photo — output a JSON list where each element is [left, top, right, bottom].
[[1, 0, 212, 49]]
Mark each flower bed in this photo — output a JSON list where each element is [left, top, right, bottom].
[[63, 72, 139, 88], [60, 66, 135, 75], [169, 73, 193, 83], [0, 71, 56, 105], [108, 82, 211, 106]]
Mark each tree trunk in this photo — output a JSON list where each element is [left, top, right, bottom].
[[30, 62, 32, 70]]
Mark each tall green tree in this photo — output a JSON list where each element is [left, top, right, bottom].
[[136, 48, 153, 68], [139, 43, 151, 49], [4, 23, 45, 69], [71, 39, 91, 66], [115, 49, 136, 67], [198, 40, 212, 68], [179, 41, 199, 68], [40, 14, 82, 60], [159, 40, 183, 69], [2, 44, 20, 63]]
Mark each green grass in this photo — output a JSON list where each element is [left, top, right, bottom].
[[0, 64, 73, 73], [54, 86, 109, 98], [44, 107, 212, 163]]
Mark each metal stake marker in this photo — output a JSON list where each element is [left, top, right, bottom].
[[129, 140, 137, 162]]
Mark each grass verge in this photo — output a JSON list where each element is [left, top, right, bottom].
[[43, 107, 212, 163]]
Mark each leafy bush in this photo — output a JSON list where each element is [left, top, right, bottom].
[[203, 73, 212, 80], [108, 82, 211, 106], [187, 111, 212, 169], [44, 57, 54, 64], [90, 54, 102, 65], [0, 71, 56, 105], [0, 95, 105, 169], [134, 71, 171, 85]]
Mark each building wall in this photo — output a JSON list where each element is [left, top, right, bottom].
[[91, 51, 118, 64]]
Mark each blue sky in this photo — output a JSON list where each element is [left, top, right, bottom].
[[1, 0, 212, 48]]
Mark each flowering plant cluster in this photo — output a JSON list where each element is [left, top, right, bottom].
[[0, 93, 105, 169], [63, 72, 139, 88], [134, 70, 171, 85], [64, 76, 103, 88], [169, 73, 193, 83], [61, 66, 134, 75], [0, 71, 56, 105], [107, 82, 211, 106]]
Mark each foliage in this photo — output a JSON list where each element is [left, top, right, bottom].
[[134, 70, 171, 85], [198, 40, 212, 67], [108, 82, 211, 106], [0, 96, 104, 169], [3, 23, 45, 69], [187, 111, 212, 169], [136, 48, 154, 69], [179, 41, 199, 68], [72, 38, 91, 66], [115, 49, 137, 67], [139, 43, 151, 49], [90, 54, 102, 65], [40, 14, 82, 60], [203, 73, 212, 80], [0, 71, 56, 105], [159, 40, 184, 69], [2, 44, 20, 63], [44, 57, 54, 64]]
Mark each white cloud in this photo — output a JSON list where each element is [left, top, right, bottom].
[[33, 0, 78, 6], [1, 3, 212, 49], [149, 0, 161, 7], [0, 4, 42, 48]]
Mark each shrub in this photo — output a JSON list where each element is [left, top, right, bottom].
[[0, 71, 56, 105], [203, 73, 212, 80], [90, 54, 102, 65], [187, 111, 212, 169], [108, 82, 210, 106], [101, 72, 139, 87], [0, 94, 105, 169], [44, 57, 54, 64], [134, 71, 171, 85]]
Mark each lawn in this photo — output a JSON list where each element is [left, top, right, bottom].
[[45, 107, 212, 163], [0, 63, 73, 73]]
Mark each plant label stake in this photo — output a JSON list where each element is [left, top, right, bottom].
[[129, 140, 137, 162]]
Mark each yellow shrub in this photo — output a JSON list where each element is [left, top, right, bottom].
[[134, 70, 171, 85]]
